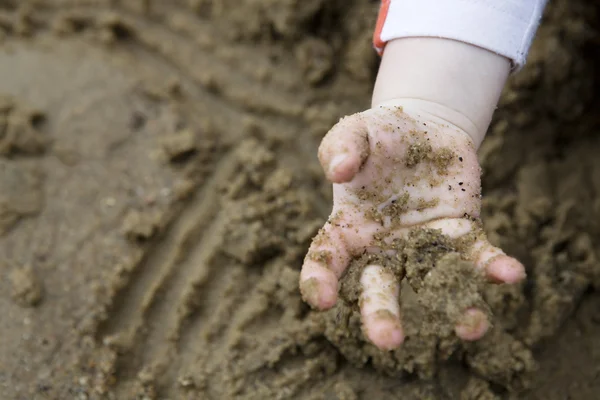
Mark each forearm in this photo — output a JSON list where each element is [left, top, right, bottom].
[[371, 0, 548, 148], [372, 38, 510, 148]]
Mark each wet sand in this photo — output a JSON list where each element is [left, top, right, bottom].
[[1, 0, 600, 399]]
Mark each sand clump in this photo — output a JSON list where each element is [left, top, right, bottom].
[[325, 228, 535, 391], [0, 159, 44, 234], [0, 0, 599, 399], [9, 265, 44, 307]]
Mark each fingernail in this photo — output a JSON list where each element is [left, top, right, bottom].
[[329, 153, 348, 177]]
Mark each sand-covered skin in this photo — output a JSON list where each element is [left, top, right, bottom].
[[0, 0, 599, 399]]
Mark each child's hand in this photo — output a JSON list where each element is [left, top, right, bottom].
[[299, 101, 525, 351]]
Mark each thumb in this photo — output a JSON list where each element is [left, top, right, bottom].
[[318, 114, 370, 183]]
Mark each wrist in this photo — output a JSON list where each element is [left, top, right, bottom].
[[374, 98, 480, 148], [372, 38, 510, 148]]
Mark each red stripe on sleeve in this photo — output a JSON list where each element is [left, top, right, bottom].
[[373, 0, 391, 56]]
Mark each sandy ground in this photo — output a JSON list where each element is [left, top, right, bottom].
[[1, 0, 600, 399]]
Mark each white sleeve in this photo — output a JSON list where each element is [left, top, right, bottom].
[[373, 0, 548, 71]]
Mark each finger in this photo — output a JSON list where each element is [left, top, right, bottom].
[[470, 239, 526, 284], [455, 308, 490, 341], [359, 264, 404, 350], [424, 219, 526, 284], [318, 115, 370, 183], [299, 224, 351, 310]]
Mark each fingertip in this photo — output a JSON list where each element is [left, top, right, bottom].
[[327, 153, 362, 183], [299, 276, 337, 310], [486, 255, 526, 284], [455, 308, 489, 341], [359, 265, 403, 350], [363, 311, 404, 350], [319, 116, 369, 183], [300, 225, 350, 310]]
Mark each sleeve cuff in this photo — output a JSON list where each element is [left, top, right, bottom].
[[373, 0, 547, 71]]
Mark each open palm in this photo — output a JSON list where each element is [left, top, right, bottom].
[[300, 104, 525, 350]]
